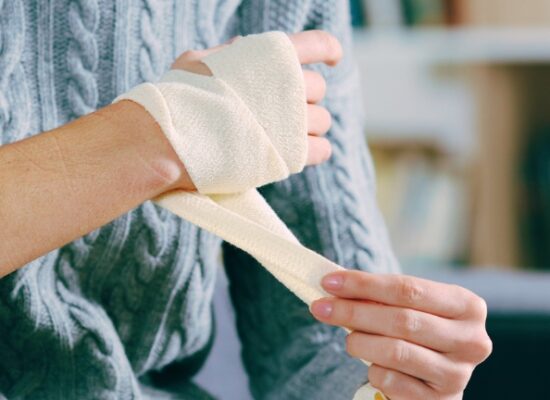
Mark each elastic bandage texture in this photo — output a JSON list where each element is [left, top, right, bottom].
[[114, 31, 387, 400]]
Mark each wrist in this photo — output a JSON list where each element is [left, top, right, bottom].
[[101, 100, 196, 194]]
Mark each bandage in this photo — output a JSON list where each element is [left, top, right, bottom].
[[114, 31, 387, 400]]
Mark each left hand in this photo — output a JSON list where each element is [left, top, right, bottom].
[[171, 30, 342, 168], [310, 270, 492, 400]]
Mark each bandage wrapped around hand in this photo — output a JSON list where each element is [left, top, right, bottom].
[[115, 32, 307, 194], [113, 31, 387, 400]]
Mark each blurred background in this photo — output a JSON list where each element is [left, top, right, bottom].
[[198, 1, 550, 399], [349, 0, 550, 398], [351, 0, 550, 272]]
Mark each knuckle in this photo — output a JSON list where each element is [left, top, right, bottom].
[[481, 335, 493, 359], [345, 332, 360, 357], [468, 294, 488, 319], [316, 72, 327, 93], [148, 159, 183, 187], [449, 284, 470, 316], [305, 71, 327, 99], [354, 271, 372, 293], [397, 276, 424, 305], [180, 49, 198, 60], [173, 50, 202, 69], [393, 309, 421, 337], [444, 366, 472, 393], [320, 107, 332, 128], [308, 70, 326, 86], [368, 366, 392, 391], [389, 340, 409, 364], [314, 30, 339, 54], [366, 366, 380, 387], [324, 141, 332, 160], [470, 333, 493, 361], [340, 301, 358, 326]]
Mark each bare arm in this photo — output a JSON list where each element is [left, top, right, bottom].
[[0, 30, 336, 278], [0, 100, 193, 276]]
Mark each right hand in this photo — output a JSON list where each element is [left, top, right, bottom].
[[171, 30, 343, 168]]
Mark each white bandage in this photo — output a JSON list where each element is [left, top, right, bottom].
[[114, 32, 387, 400], [114, 32, 307, 194]]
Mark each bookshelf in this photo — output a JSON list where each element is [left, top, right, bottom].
[[354, 27, 550, 152], [352, 26, 550, 270], [354, 28, 550, 66]]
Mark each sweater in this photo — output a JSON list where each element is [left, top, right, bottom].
[[0, 1, 400, 399]]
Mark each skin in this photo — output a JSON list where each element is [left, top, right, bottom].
[[0, 30, 336, 276], [0, 29, 491, 397], [311, 271, 492, 399], [173, 35, 492, 399]]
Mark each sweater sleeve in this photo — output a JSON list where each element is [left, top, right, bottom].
[[223, 1, 401, 399]]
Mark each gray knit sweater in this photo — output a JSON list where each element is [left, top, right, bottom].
[[0, 0, 399, 399]]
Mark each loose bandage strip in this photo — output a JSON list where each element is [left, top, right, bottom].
[[114, 32, 387, 400]]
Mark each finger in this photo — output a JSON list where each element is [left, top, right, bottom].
[[307, 104, 331, 136], [306, 136, 332, 166], [310, 297, 459, 352], [172, 41, 232, 71], [368, 365, 438, 400], [346, 332, 470, 393], [226, 35, 242, 44], [179, 43, 229, 62], [174, 35, 240, 67], [304, 70, 326, 103], [289, 30, 343, 66], [321, 270, 483, 319]]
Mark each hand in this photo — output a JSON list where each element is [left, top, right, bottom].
[[171, 30, 343, 167], [310, 271, 492, 400]]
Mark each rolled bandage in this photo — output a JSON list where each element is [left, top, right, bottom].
[[114, 31, 388, 400], [115, 32, 307, 194]]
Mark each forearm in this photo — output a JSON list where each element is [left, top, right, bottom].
[[0, 100, 193, 276]]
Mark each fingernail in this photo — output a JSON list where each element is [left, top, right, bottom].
[[311, 300, 333, 318], [322, 273, 344, 290]]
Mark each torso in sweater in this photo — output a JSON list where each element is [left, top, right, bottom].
[[0, 1, 399, 399]]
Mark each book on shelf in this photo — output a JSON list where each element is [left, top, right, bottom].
[[401, 0, 448, 27], [350, 0, 453, 28], [362, 0, 403, 28], [521, 127, 550, 269], [455, 0, 550, 26], [351, 0, 550, 29], [349, 0, 365, 27], [371, 144, 468, 271]]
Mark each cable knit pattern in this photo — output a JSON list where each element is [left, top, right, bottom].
[[223, 2, 399, 399], [0, 1, 399, 399], [0, 0, 30, 142], [66, 0, 99, 118], [139, 0, 164, 82]]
